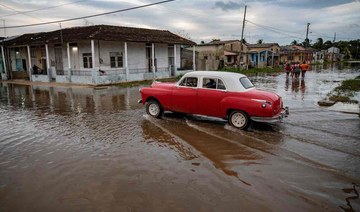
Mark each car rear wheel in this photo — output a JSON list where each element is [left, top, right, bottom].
[[228, 110, 250, 130], [146, 100, 163, 118]]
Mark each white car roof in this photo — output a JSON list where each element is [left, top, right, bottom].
[[181, 71, 253, 92]]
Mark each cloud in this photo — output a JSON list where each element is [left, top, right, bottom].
[[277, 0, 354, 9], [214, 1, 245, 11]]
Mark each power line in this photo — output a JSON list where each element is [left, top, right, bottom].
[[0, 2, 61, 28], [246, 20, 304, 40], [0, 0, 176, 29], [0, 0, 88, 18]]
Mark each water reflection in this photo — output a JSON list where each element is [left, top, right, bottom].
[[0, 83, 142, 115]]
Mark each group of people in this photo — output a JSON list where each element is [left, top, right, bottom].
[[284, 61, 309, 79]]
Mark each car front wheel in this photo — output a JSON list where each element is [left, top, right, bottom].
[[228, 110, 250, 130], [146, 100, 163, 118]]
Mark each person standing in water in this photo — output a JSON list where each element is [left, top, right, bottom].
[[284, 62, 291, 78], [300, 61, 309, 78]]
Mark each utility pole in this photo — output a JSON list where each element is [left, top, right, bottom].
[[332, 32, 336, 63], [240, 5, 247, 69], [305, 22, 310, 48]]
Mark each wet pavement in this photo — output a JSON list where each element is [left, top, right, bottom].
[[0, 64, 359, 211]]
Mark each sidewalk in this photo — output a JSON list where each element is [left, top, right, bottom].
[[0, 79, 95, 88]]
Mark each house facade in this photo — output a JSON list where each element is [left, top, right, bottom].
[[1, 25, 195, 84], [327, 47, 343, 62], [246, 43, 280, 68], [193, 40, 248, 70], [280, 45, 313, 64]]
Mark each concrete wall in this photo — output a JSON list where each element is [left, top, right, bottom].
[[71, 76, 92, 84], [128, 42, 146, 72], [32, 74, 50, 82], [56, 75, 71, 83]]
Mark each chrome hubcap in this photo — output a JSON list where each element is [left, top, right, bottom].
[[231, 113, 246, 128], [149, 104, 159, 116]]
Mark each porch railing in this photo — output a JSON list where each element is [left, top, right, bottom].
[[71, 70, 92, 76]]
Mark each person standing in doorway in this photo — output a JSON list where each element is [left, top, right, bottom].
[[300, 61, 309, 78]]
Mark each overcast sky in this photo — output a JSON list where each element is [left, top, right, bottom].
[[0, 0, 359, 45]]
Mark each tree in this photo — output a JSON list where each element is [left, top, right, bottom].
[[240, 38, 247, 44], [323, 40, 333, 50], [312, 38, 324, 50], [257, 39, 263, 44], [291, 40, 298, 45], [304, 38, 310, 48]]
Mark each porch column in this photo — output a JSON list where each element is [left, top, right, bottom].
[[265, 50, 268, 66], [271, 51, 274, 67], [193, 45, 196, 71], [67, 43, 71, 80], [257, 52, 260, 68], [173, 44, 177, 76], [91, 40, 97, 84], [152, 43, 155, 79], [1, 45, 7, 80], [27, 46, 32, 81], [124, 42, 129, 81], [45, 44, 51, 81]]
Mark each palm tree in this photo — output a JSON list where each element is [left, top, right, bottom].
[[313, 38, 324, 50], [257, 39, 263, 44], [291, 40, 298, 45]]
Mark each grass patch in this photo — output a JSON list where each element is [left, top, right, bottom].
[[326, 75, 360, 104], [334, 77, 360, 92], [329, 95, 351, 102]]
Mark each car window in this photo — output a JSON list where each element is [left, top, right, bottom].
[[202, 78, 226, 90], [239, 77, 254, 89], [179, 77, 198, 87], [217, 79, 226, 90], [203, 78, 217, 89]]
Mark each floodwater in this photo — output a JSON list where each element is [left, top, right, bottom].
[[0, 64, 359, 211]]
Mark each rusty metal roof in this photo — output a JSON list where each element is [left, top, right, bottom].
[[4, 25, 195, 46]]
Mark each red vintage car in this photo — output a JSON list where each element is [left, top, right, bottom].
[[139, 71, 288, 129]]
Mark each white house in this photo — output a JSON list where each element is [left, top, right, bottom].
[[1, 25, 195, 84]]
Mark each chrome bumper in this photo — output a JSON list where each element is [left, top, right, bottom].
[[250, 107, 289, 123]]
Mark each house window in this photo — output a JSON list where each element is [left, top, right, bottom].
[[30, 47, 36, 58], [204, 56, 208, 60], [40, 47, 46, 57], [110, 52, 123, 68], [168, 45, 174, 66], [227, 56, 231, 63], [83, 53, 93, 68]]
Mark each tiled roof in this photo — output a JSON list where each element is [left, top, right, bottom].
[[246, 43, 279, 48], [280, 45, 313, 53], [197, 40, 240, 46], [4, 25, 195, 46]]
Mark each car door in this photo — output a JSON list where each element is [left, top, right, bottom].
[[171, 77, 198, 113], [197, 77, 227, 117]]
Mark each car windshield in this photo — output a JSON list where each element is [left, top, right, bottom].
[[239, 77, 254, 89]]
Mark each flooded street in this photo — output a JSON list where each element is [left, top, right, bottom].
[[0, 65, 359, 211]]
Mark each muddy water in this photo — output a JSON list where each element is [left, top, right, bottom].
[[0, 65, 359, 211]]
